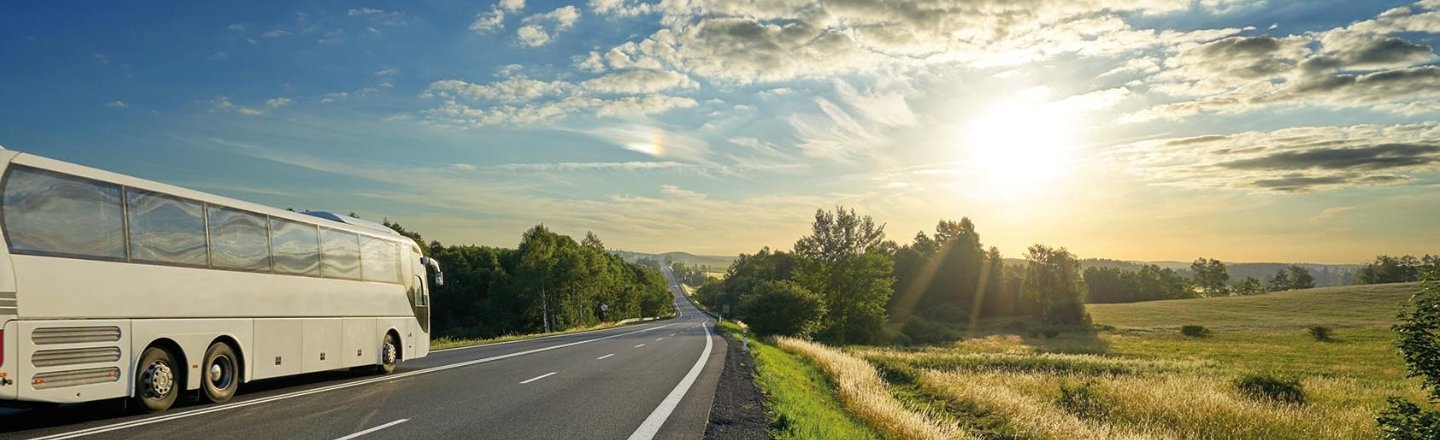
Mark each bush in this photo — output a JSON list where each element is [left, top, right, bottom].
[[1380, 268, 1440, 436], [739, 280, 826, 337], [900, 316, 962, 345], [1180, 325, 1211, 337], [1236, 373, 1304, 404], [1057, 379, 1106, 418], [1308, 325, 1333, 341]]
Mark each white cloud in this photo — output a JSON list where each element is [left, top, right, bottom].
[[470, 8, 505, 34], [515, 6, 581, 47], [320, 92, 349, 104], [492, 161, 693, 171], [374, 67, 399, 77], [106, 100, 128, 109], [580, 68, 697, 94], [262, 29, 289, 38], [266, 97, 293, 108], [589, 0, 656, 17], [208, 96, 285, 116], [500, 0, 525, 13]]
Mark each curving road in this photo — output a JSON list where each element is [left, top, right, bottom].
[[0, 266, 725, 440]]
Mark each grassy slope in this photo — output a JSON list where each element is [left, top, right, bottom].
[[1088, 282, 1418, 330], [716, 321, 877, 439]]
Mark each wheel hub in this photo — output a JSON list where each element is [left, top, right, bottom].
[[383, 340, 396, 365], [143, 362, 174, 398]]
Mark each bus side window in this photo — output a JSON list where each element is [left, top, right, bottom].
[[360, 237, 400, 283], [271, 218, 321, 276], [127, 189, 207, 266], [1, 166, 126, 260], [207, 206, 271, 272], [319, 228, 362, 280]]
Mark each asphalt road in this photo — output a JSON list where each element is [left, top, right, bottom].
[[0, 266, 726, 440]]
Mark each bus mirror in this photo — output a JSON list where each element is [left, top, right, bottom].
[[433, 271, 444, 287]]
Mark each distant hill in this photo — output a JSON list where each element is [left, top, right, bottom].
[[1088, 282, 1417, 330], [613, 250, 735, 270]]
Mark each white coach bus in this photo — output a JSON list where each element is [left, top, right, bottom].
[[0, 149, 442, 412]]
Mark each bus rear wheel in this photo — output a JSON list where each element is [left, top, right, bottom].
[[133, 346, 179, 413], [377, 333, 398, 375], [201, 342, 239, 403]]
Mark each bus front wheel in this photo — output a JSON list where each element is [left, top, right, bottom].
[[377, 333, 398, 375], [201, 342, 239, 403], [133, 346, 180, 412]]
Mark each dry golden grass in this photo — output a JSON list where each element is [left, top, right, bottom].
[[774, 336, 967, 440], [919, 369, 1377, 440]]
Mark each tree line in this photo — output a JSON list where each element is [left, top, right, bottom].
[[385, 221, 674, 339], [1354, 254, 1440, 285], [693, 207, 1091, 345]]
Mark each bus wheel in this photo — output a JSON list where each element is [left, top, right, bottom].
[[133, 346, 179, 412], [201, 342, 239, 403], [378, 333, 398, 375]]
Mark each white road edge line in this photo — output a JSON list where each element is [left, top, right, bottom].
[[634, 344, 645, 348], [334, 418, 409, 440], [626, 321, 714, 440], [656, 337, 664, 341], [520, 372, 557, 384], [31, 323, 674, 440], [597, 354, 614, 360]]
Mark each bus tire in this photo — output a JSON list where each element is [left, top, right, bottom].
[[133, 346, 180, 413], [201, 342, 240, 403], [377, 332, 398, 375]]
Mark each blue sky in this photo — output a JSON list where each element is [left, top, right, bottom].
[[2, 0, 1438, 263]]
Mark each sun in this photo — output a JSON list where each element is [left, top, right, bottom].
[[959, 87, 1079, 199]]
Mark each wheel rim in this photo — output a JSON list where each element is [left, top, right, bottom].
[[383, 338, 396, 366], [209, 355, 235, 389], [142, 361, 174, 399]]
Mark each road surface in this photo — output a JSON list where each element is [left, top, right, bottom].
[[0, 266, 725, 440]]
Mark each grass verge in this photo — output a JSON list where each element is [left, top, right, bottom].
[[774, 336, 965, 440], [716, 321, 878, 440]]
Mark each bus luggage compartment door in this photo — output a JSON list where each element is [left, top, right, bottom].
[[18, 320, 131, 403]]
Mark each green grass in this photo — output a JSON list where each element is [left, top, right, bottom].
[[1088, 282, 1418, 330], [717, 321, 878, 440]]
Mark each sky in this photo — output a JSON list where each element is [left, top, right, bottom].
[[1, 0, 1438, 264]]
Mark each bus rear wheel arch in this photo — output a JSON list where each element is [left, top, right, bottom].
[[133, 343, 183, 413], [201, 340, 240, 403], [378, 331, 400, 375]]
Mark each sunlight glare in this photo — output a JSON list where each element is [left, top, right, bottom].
[[960, 87, 1079, 200]]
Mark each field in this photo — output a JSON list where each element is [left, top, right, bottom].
[[774, 283, 1426, 439]]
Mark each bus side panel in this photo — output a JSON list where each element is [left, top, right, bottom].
[[17, 319, 131, 404], [252, 319, 303, 380], [410, 320, 429, 359], [130, 319, 252, 391], [341, 318, 376, 368], [301, 318, 342, 373], [1, 320, 17, 401]]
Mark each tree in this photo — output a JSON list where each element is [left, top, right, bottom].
[[793, 206, 894, 345], [1191, 258, 1230, 297], [1379, 267, 1440, 437], [582, 231, 605, 251], [1234, 276, 1264, 296], [1287, 265, 1315, 290], [740, 280, 826, 337], [1020, 245, 1090, 328], [1267, 269, 1290, 292]]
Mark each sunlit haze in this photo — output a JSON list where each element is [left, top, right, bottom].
[[3, 0, 1438, 263]]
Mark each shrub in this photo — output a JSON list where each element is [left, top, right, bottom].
[[1057, 379, 1106, 418], [1180, 325, 1211, 337], [739, 280, 826, 337], [901, 316, 962, 345], [1380, 268, 1440, 436], [1308, 325, 1333, 341], [1236, 373, 1305, 404]]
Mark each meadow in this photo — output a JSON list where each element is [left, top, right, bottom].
[[765, 283, 1424, 439]]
